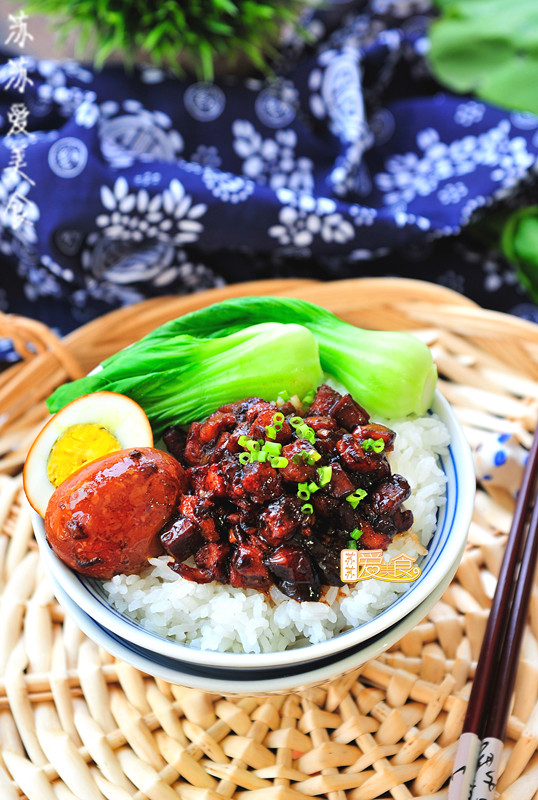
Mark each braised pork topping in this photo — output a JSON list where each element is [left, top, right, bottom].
[[161, 384, 412, 602]]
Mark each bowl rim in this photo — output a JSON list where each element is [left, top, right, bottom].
[[31, 388, 475, 668], [47, 537, 463, 694]]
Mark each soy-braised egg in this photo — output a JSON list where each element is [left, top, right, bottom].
[[23, 391, 153, 517]]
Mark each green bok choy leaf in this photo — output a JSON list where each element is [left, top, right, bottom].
[[48, 322, 323, 435], [47, 296, 437, 431]]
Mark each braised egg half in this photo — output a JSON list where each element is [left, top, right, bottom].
[[23, 391, 153, 517]]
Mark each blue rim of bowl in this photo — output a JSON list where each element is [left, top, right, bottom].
[[32, 389, 475, 670], [48, 538, 462, 694]]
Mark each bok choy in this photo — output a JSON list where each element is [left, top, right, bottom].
[[48, 322, 323, 435], [48, 296, 437, 431]]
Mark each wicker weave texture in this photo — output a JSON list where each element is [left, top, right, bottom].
[[1, 277, 537, 800]]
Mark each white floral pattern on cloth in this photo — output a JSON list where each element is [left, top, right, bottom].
[[1, 0, 538, 344], [437, 181, 468, 205], [454, 101, 486, 128], [95, 177, 207, 246], [375, 122, 536, 212], [233, 121, 314, 194], [269, 189, 354, 248], [201, 168, 255, 204], [309, 47, 373, 197], [190, 145, 221, 168], [98, 100, 184, 169], [0, 170, 40, 246], [78, 234, 223, 306], [254, 80, 298, 129]]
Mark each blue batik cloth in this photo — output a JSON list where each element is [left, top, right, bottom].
[[1, 0, 538, 354]]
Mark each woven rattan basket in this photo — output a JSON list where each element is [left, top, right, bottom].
[[1, 277, 537, 800]]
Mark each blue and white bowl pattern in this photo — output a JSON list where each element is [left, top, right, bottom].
[[48, 545, 462, 694]]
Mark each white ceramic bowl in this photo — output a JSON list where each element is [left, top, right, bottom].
[[46, 536, 462, 694], [31, 389, 475, 674]]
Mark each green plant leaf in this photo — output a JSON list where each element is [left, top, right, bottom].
[[429, 0, 538, 114]]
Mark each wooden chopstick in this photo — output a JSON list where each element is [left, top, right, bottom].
[[448, 424, 538, 800]]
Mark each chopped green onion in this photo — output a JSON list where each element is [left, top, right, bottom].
[[347, 540, 357, 549], [296, 423, 315, 444], [264, 441, 282, 456], [269, 456, 288, 469], [277, 390, 290, 402], [297, 482, 310, 500], [346, 488, 368, 509], [289, 416, 303, 427], [301, 503, 314, 515], [238, 436, 263, 453], [308, 482, 319, 494], [257, 450, 268, 462], [350, 528, 363, 540], [290, 448, 321, 466], [266, 411, 285, 439], [362, 437, 385, 453], [302, 390, 315, 405], [238, 452, 250, 465], [317, 466, 333, 486]]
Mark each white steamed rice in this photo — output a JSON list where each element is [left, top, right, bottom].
[[104, 412, 450, 653]]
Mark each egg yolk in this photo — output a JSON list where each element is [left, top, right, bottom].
[[47, 423, 121, 487]]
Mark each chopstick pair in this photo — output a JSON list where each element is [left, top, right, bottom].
[[448, 424, 538, 800]]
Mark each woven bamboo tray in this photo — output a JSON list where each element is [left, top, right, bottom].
[[1, 276, 538, 800]]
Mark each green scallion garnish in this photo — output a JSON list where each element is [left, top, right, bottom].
[[238, 452, 250, 465], [346, 488, 368, 509], [347, 540, 357, 549], [301, 503, 314, 514], [291, 448, 321, 466], [296, 423, 316, 444], [289, 416, 303, 428], [266, 411, 285, 439], [264, 441, 282, 456], [350, 528, 363, 539], [361, 437, 385, 453], [317, 465, 332, 486], [308, 482, 319, 493], [269, 456, 288, 469], [297, 482, 310, 500]]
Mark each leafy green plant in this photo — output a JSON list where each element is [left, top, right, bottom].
[[429, 0, 538, 115], [19, 0, 310, 79], [500, 206, 538, 302], [467, 206, 538, 303]]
